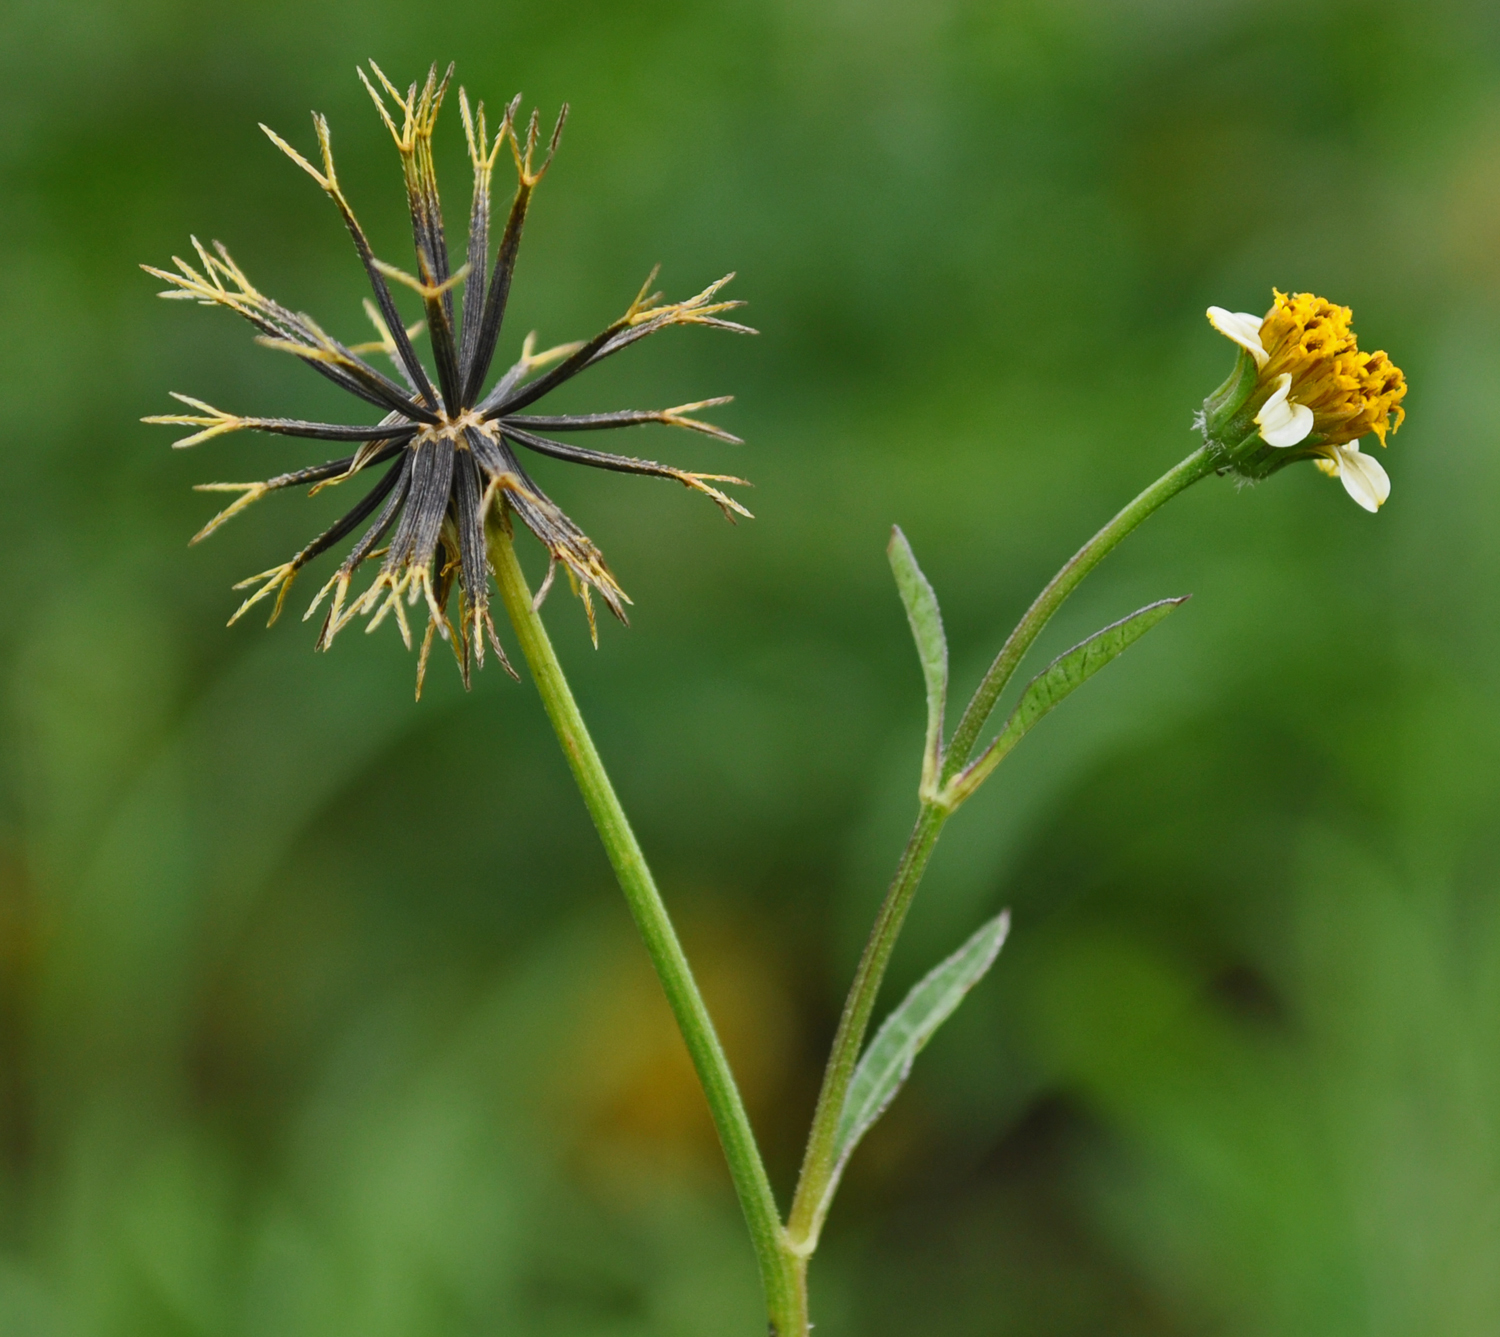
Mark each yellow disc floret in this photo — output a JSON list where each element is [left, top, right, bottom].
[[1259, 291, 1407, 447]]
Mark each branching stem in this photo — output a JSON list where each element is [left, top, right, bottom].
[[786, 799, 949, 1255], [490, 443, 1215, 1336], [788, 444, 1217, 1282], [942, 445, 1217, 781]]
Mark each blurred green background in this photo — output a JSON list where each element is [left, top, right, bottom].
[[4, 0, 1500, 1332]]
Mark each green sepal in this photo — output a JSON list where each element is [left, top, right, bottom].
[[1202, 346, 1260, 443]]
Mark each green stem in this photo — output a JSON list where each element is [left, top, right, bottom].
[[487, 521, 806, 1336], [787, 799, 948, 1253], [789, 444, 1216, 1264], [943, 444, 1217, 779]]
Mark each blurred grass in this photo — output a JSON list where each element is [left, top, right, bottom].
[[3, 0, 1500, 1332]]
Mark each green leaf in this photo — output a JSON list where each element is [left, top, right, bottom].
[[1007, 595, 1188, 740], [887, 526, 948, 785], [950, 595, 1189, 803], [817, 911, 1011, 1226]]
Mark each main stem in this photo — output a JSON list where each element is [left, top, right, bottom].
[[488, 521, 806, 1336], [789, 444, 1217, 1258]]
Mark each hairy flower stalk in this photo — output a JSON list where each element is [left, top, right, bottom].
[[787, 288, 1411, 1327], [144, 63, 752, 696], [1202, 291, 1407, 511]]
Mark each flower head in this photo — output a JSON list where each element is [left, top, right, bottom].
[[1202, 291, 1406, 511], [144, 63, 753, 695]]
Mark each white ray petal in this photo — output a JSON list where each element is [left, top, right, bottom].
[[1207, 306, 1269, 367], [1254, 373, 1314, 447], [1333, 442, 1390, 512]]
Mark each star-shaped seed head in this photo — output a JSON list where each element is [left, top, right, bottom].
[[144, 62, 754, 696]]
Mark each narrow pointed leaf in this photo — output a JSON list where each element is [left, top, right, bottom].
[[816, 910, 1010, 1229], [1006, 595, 1187, 743], [888, 526, 948, 783], [953, 595, 1189, 802]]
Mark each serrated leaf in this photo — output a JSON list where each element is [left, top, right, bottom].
[[888, 526, 948, 785], [950, 596, 1189, 802], [1008, 595, 1188, 739], [814, 910, 1010, 1231]]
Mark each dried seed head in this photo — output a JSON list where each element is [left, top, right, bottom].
[[144, 63, 754, 697]]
